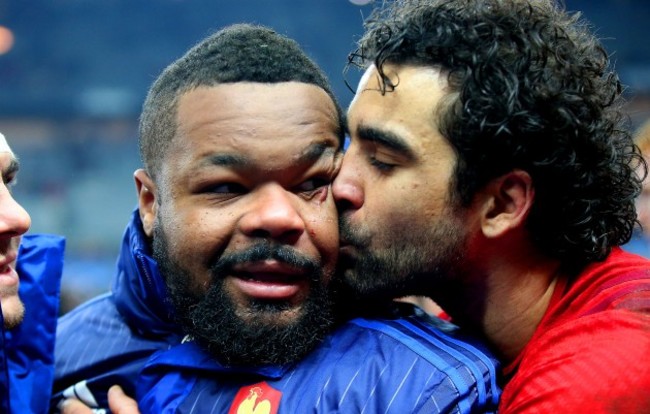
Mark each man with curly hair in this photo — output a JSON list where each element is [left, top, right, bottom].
[[333, 0, 650, 412]]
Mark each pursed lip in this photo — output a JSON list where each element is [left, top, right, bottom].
[[0, 253, 19, 286], [338, 241, 358, 256], [231, 260, 306, 281], [0, 251, 17, 272], [338, 230, 364, 251]]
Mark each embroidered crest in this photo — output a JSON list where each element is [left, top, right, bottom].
[[228, 381, 282, 414]]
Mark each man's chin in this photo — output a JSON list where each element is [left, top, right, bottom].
[[236, 301, 306, 327], [183, 286, 335, 366], [337, 264, 418, 308], [340, 265, 388, 294], [1, 295, 25, 330]]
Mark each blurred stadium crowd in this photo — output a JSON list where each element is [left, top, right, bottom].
[[0, 0, 648, 312]]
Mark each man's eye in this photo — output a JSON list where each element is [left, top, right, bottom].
[[295, 177, 330, 193], [4, 175, 16, 193], [204, 183, 247, 194], [369, 157, 396, 172]]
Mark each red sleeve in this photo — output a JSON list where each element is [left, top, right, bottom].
[[499, 310, 650, 414]]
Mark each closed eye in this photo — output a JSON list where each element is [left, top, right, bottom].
[[203, 182, 248, 195], [294, 177, 331, 196], [369, 156, 396, 172]]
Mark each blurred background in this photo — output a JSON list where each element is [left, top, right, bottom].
[[0, 0, 649, 313]]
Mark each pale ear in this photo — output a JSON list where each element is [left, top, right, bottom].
[[479, 170, 534, 238], [134, 169, 157, 237]]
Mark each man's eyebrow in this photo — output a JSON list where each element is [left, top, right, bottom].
[[201, 141, 338, 169], [298, 141, 339, 164], [203, 153, 249, 168], [356, 124, 415, 160]]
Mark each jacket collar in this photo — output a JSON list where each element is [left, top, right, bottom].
[[112, 209, 182, 338], [144, 339, 290, 379]]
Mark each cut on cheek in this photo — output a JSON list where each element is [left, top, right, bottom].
[[305, 216, 339, 275]]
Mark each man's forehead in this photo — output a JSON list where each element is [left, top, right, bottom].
[[0, 133, 18, 179], [0, 132, 14, 155], [197, 139, 339, 170]]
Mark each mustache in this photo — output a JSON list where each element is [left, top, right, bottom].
[[338, 215, 367, 248], [211, 243, 319, 279]]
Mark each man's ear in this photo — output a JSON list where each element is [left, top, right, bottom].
[[479, 170, 534, 238], [134, 169, 157, 237]]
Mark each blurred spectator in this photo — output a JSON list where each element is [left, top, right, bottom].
[[626, 119, 650, 257]]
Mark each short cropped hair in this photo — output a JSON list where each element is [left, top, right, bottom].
[[350, 0, 643, 270], [140, 23, 344, 180]]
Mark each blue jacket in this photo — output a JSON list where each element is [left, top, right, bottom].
[[53, 211, 501, 413], [52, 211, 184, 411], [0, 234, 64, 414], [139, 316, 500, 413]]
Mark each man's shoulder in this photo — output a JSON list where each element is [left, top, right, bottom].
[[502, 310, 650, 413], [319, 315, 500, 396], [53, 292, 180, 411], [340, 314, 496, 365], [55, 293, 137, 376], [56, 292, 135, 342], [281, 314, 501, 412], [505, 248, 650, 413], [57, 293, 118, 328], [56, 292, 176, 363], [559, 248, 650, 317], [580, 247, 650, 289]]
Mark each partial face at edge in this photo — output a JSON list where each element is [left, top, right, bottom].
[[0, 133, 32, 329], [635, 156, 650, 236], [332, 64, 469, 300], [147, 82, 341, 365]]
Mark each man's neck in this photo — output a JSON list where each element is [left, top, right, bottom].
[[482, 265, 559, 362], [435, 252, 562, 363]]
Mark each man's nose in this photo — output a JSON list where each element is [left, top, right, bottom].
[[239, 184, 305, 241], [0, 186, 31, 238], [332, 153, 364, 212]]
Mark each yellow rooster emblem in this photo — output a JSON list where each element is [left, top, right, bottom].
[[236, 386, 272, 414]]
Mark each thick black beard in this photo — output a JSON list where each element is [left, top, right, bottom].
[[153, 224, 336, 367]]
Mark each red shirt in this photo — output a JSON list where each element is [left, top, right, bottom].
[[499, 248, 650, 413]]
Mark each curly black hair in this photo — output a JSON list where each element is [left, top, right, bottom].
[[139, 23, 345, 180], [349, 0, 644, 270]]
